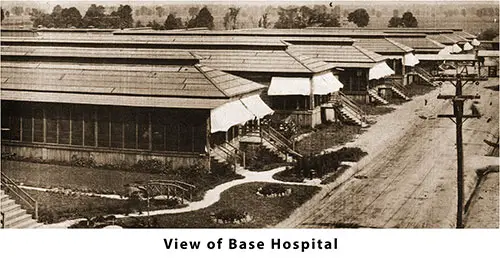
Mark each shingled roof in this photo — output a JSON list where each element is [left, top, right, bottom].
[[287, 44, 385, 68], [354, 38, 413, 54], [1, 61, 266, 109], [391, 37, 445, 53]]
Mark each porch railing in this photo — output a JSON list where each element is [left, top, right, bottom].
[[0, 172, 38, 220]]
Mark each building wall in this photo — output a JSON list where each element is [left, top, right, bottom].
[[1, 101, 210, 169], [272, 106, 322, 128], [1, 143, 208, 169]]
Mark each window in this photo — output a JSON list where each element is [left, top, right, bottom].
[[110, 108, 123, 148], [123, 109, 136, 149], [33, 105, 44, 142], [137, 110, 149, 150], [97, 107, 110, 147], [83, 107, 95, 147], [71, 106, 83, 146], [45, 104, 58, 144], [1, 102, 21, 141], [21, 105, 33, 142], [151, 111, 166, 151]]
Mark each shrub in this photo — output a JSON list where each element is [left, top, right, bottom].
[[133, 159, 172, 174], [246, 146, 286, 171], [70, 155, 96, 168], [257, 183, 290, 196], [211, 208, 251, 224]]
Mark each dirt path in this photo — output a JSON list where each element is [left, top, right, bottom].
[[277, 79, 499, 228], [465, 172, 499, 228]]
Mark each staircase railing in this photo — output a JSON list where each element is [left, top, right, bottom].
[[211, 141, 245, 169], [261, 125, 303, 159], [0, 172, 38, 220], [338, 92, 367, 119]]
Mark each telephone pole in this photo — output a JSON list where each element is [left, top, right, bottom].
[[435, 70, 483, 228]]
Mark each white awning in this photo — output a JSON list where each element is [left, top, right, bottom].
[[463, 42, 473, 51], [240, 95, 274, 118], [311, 72, 343, 95], [369, 62, 395, 80], [210, 95, 273, 133], [471, 38, 481, 46], [438, 46, 453, 56], [268, 77, 310, 96], [451, 44, 462, 53], [210, 99, 256, 133], [403, 53, 420, 67]]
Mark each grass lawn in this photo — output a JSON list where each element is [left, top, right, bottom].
[[1, 160, 242, 201], [294, 123, 362, 155], [112, 182, 321, 228], [24, 190, 187, 224]]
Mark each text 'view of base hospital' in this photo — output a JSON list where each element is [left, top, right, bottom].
[[0, 1, 498, 229]]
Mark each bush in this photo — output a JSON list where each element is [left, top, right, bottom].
[[133, 159, 172, 174], [257, 183, 290, 196], [70, 155, 96, 168], [211, 208, 250, 224], [246, 146, 286, 171]]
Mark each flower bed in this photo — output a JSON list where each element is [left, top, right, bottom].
[[210, 208, 252, 224], [256, 183, 292, 197]]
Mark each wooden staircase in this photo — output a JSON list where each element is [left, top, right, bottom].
[[209, 142, 245, 173], [412, 67, 439, 87], [367, 88, 389, 105], [1, 189, 42, 229], [334, 92, 369, 127], [260, 125, 303, 162], [389, 81, 411, 101]]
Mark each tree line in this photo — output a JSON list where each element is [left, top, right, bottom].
[[31, 4, 133, 29]]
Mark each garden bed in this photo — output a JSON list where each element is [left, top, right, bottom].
[[2, 159, 242, 202], [294, 122, 362, 155], [102, 182, 320, 228], [25, 190, 187, 224]]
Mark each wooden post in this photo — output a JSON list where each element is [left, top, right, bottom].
[[206, 116, 211, 173]]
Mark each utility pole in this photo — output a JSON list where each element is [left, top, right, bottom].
[[435, 69, 483, 228]]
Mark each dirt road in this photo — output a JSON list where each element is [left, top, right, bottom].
[[278, 79, 499, 228]]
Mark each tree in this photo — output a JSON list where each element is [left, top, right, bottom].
[[188, 7, 200, 18], [258, 13, 270, 28], [332, 5, 341, 18], [223, 7, 240, 30], [461, 9, 466, 17], [135, 20, 143, 28], [187, 6, 214, 29], [348, 8, 369, 27], [11, 6, 24, 16], [82, 4, 106, 28], [164, 13, 183, 30], [393, 9, 399, 17], [1, 8, 4, 22], [60, 7, 82, 28], [274, 5, 339, 29], [111, 5, 133, 29], [401, 11, 418, 27], [376, 11, 382, 18], [478, 28, 499, 41], [388, 16, 403, 27], [147, 20, 163, 30], [156, 6, 165, 17]]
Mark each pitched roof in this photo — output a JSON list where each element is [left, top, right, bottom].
[[0, 61, 266, 109], [391, 37, 445, 52], [287, 44, 385, 68], [187, 49, 333, 74], [1, 45, 198, 62], [428, 34, 457, 45], [354, 38, 413, 54]]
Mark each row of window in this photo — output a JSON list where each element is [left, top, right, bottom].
[[1, 102, 208, 153], [270, 95, 332, 111]]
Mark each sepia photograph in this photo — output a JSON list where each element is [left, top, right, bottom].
[[0, 0, 498, 232]]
